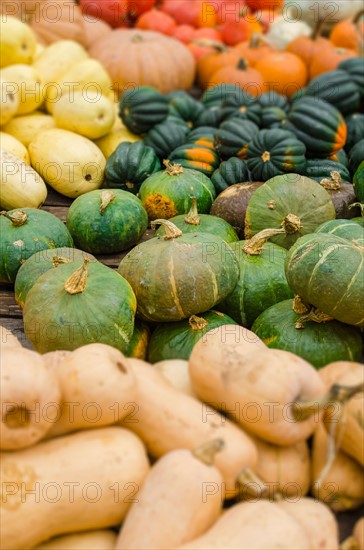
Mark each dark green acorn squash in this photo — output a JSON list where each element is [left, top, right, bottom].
[[104, 141, 161, 194], [285, 233, 364, 327], [188, 126, 216, 150], [339, 57, 364, 97], [164, 115, 191, 130], [0, 209, 74, 284], [252, 299, 363, 368], [218, 229, 294, 328], [168, 94, 205, 128], [349, 139, 364, 175], [147, 310, 238, 363], [168, 143, 220, 177], [245, 173, 336, 249], [260, 106, 287, 129], [315, 219, 364, 246], [246, 129, 306, 181], [144, 121, 189, 160], [222, 89, 262, 126], [328, 148, 349, 167], [24, 259, 137, 353], [138, 161, 216, 220], [303, 70, 360, 116], [258, 91, 289, 112], [304, 159, 350, 182], [118, 220, 240, 322], [14, 247, 96, 308], [193, 106, 226, 129], [126, 320, 151, 360], [345, 113, 364, 153], [214, 118, 259, 160], [283, 97, 347, 157], [119, 86, 169, 134], [201, 84, 239, 107], [354, 161, 364, 202], [211, 157, 250, 194], [66, 189, 148, 255]]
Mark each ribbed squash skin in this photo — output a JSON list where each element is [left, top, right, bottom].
[[354, 161, 364, 202], [14, 247, 96, 308], [329, 148, 349, 167], [218, 240, 293, 327], [168, 94, 205, 126], [194, 107, 226, 128], [214, 118, 259, 159], [126, 320, 150, 360], [144, 122, 189, 160], [315, 219, 364, 246], [246, 129, 306, 181], [345, 113, 364, 152], [303, 70, 360, 116], [260, 106, 287, 129], [283, 97, 347, 157], [118, 231, 239, 322], [201, 84, 239, 108], [24, 260, 137, 352], [252, 299, 363, 368], [349, 139, 364, 175], [285, 233, 364, 327], [258, 91, 289, 111], [168, 143, 220, 177], [211, 158, 250, 194], [0, 209, 74, 284], [188, 127, 216, 150], [119, 86, 169, 134], [222, 90, 262, 126], [304, 159, 350, 182], [104, 141, 161, 194], [154, 213, 238, 243], [147, 310, 238, 363], [339, 58, 364, 97]]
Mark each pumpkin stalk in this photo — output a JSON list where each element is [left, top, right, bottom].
[[1, 210, 27, 226], [320, 171, 342, 191], [292, 295, 310, 315], [189, 314, 209, 331], [237, 58, 249, 71], [295, 308, 333, 329], [281, 213, 302, 234], [151, 219, 183, 240], [52, 256, 71, 268], [100, 190, 116, 214], [242, 227, 286, 255], [237, 467, 268, 497], [191, 38, 229, 53], [184, 196, 200, 225], [64, 259, 89, 295], [163, 159, 184, 176], [312, 18, 325, 40], [261, 151, 270, 162], [192, 438, 225, 466], [354, 9, 364, 24]]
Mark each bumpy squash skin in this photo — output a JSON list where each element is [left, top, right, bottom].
[[118, 232, 239, 322], [24, 260, 137, 353], [66, 189, 148, 254], [14, 247, 96, 308], [168, 143, 220, 177], [0, 209, 74, 284], [154, 213, 238, 243], [218, 241, 294, 327], [214, 118, 259, 160], [119, 86, 169, 134], [147, 310, 238, 363], [144, 122, 189, 160], [211, 158, 250, 194], [285, 233, 364, 327], [252, 299, 363, 368], [315, 219, 364, 246]]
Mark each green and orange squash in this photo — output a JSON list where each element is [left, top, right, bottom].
[[214, 118, 259, 160], [168, 143, 220, 177]]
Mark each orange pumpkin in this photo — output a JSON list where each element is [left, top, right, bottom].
[[309, 46, 358, 78], [245, 0, 283, 10], [234, 35, 272, 66], [215, 0, 246, 25], [219, 15, 263, 47], [329, 10, 364, 52], [286, 21, 333, 67], [136, 8, 177, 35], [197, 44, 242, 88], [161, 0, 217, 28], [172, 24, 195, 44], [255, 51, 308, 98], [188, 42, 217, 62], [209, 58, 266, 96]]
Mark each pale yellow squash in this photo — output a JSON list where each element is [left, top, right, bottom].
[[33, 39, 88, 86], [2, 112, 55, 147], [0, 78, 20, 125], [1, 64, 44, 114], [95, 128, 141, 159], [0, 132, 29, 163], [35, 530, 117, 550], [154, 359, 197, 398], [0, 16, 37, 67]]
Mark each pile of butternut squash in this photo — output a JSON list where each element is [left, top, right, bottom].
[[1, 324, 363, 550]]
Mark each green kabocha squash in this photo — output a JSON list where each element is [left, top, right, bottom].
[[285, 233, 364, 327], [339, 57, 364, 97], [304, 159, 350, 182], [354, 161, 364, 203], [222, 89, 262, 126], [245, 173, 336, 249], [260, 106, 287, 129], [211, 157, 250, 194], [143, 121, 189, 160], [119, 86, 169, 134], [139, 161, 216, 220], [345, 113, 364, 153], [0, 209, 74, 284], [104, 141, 161, 194], [303, 70, 360, 116], [147, 310, 238, 363], [348, 139, 364, 175], [23, 259, 137, 352], [201, 84, 239, 107], [314, 219, 364, 246], [14, 247, 96, 308], [168, 94, 205, 127], [154, 196, 238, 243], [258, 91, 289, 112], [168, 143, 220, 177], [316, 170, 357, 219], [66, 189, 148, 254], [126, 320, 151, 360], [246, 129, 306, 181], [214, 118, 259, 160], [118, 220, 239, 322], [283, 97, 347, 157], [218, 228, 293, 327], [252, 298, 363, 369]]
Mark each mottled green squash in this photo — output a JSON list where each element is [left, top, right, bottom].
[[147, 310, 238, 363], [314, 219, 364, 246], [328, 148, 349, 167], [245, 174, 336, 249], [187, 126, 216, 150], [118, 220, 239, 322], [285, 233, 364, 327], [24, 259, 137, 352], [211, 157, 250, 194], [144, 121, 189, 160], [119, 86, 169, 134], [14, 247, 96, 308], [0, 209, 74, 284], [168, 143, 220, 177], [214, 118, 259, 160], [66, 190, 148, 254], [252, 299, 363, 368], [139, 161, 216, 220], [126, 320, 151, 360]]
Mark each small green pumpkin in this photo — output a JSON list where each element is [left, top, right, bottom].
[[246, 129, 306, 181], [126, 320, 151, 360], [315, 219, 364, 246], [245, 174, 336, 249], [258, 91, 289, 112], [14, 247, 96, 308], [66, 189, 148, 254], [349, 139, 364, 175], [147, 310, 238, 363], [303, 70, 360, 116], [0, 209, 74, 284], [168, 143, 220, 177], [214, 118, 259, 160], [260, 106, 287, 129], [24, 259, 137, 352], [104, 141, 161, 194], [345, 113, 364, 153], [252, 298, 363, 368], [118, 220, 239, 322], [143, 121, 189, 160], [222, 89, 262, 126], [138, 161, 216, 220], [285, 233, 364, 327], [201, 84, 239, 107], [339, 57, 364, 97], [211, 157, 250, 194], [304, 159, 350, 182], [119, 86, 169, 134], [354, 161, 364, 203], [168, 94, 205, 127]]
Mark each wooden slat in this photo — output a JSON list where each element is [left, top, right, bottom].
[[0, 290, 22, 318]]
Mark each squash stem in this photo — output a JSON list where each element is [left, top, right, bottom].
[[0, 210, 27, 226], [281, 213, 302, 234], [64, 259, 89, 295], [320, 171, 341, 191], [312, 18, 325, 40], [237, 58, 249, 71], [237, 467, 268, 497], [52, 256, 71, 268], [341, 536, 360, 550], [151, 219, 183, 240], [242, 228, 286, 255], [184, 196, 200, 225], [191, 38, 228, 53], [100, 190, 116, 214], [163, 159, 184, 176], [292, 295, 310, 315], [189, 314, 209, 331], [295, 308, 333, 329], [192, 438, 225, 466], [354, 9, 364, 24]]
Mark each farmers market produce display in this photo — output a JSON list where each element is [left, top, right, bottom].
[[0, 4, 363, 549]]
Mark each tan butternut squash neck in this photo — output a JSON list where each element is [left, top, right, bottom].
[[1, 210, 27, 226], [64, 259, 89, 295], [192, 438, 225, 466], [293, 382, 364, 421], [237, 467, 267, 497]]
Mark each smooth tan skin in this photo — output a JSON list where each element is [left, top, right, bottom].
[[277, 497, 339, 550], [0, 325, 22, 348], [35, 530, 117, 550], [116, 447, 223, 550], [154, 359, 197, 398], [1, 347, 61, 450], [0, 427, 150, 550], [173, 500, 311, 550], [319, 361, 362, 389], [120, 359, 258, 498], [189, 344, 325, 446], [354, 518, 364, 550], [45, 344, 137, 438]]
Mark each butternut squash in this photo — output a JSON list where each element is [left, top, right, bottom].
[[319, 361, 361, 388], [0, 324, 22, 349], [1, 347, 61, 450], [173, 500, 311, 549], [154, 359, 197, 398], [0, 427, 150, 550], [189, 345, 326, 446], [35, 530, 117, 550], [120, 359, 258, 498], [45, 344, 137, 438], [43, 350, 71, 369], [116, 440, 224, 549], [354, 518, 364, 550]]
